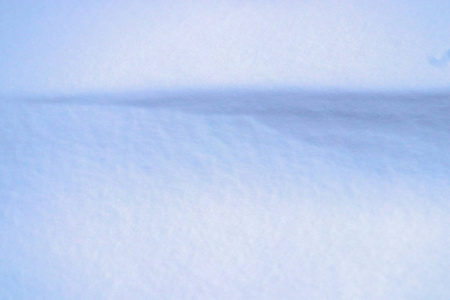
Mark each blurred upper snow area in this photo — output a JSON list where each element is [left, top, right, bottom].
[[0, 0, 449, 97]]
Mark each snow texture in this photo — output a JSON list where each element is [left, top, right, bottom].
[[429, 49, 450, 68], [1, 90, 449, 299], [1, 0, 449, 96]]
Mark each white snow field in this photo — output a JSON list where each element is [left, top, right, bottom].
[[1, 0, 450, 298], [1, 89, 449, 299], [1, 0, 450, 96]]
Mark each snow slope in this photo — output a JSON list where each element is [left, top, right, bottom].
[[1, 90, 449, 299]]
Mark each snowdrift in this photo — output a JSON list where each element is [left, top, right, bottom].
[[1, 90, 449, 299]]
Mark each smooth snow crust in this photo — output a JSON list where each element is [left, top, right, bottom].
[[1, 1, 449, 96]]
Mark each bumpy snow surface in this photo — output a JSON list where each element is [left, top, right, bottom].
[[1, 90, 449, 299]]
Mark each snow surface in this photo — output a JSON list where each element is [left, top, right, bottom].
[[1, 90, 449, 299], [1, 0, 449, 96]]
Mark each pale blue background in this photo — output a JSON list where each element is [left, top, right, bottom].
[[1, 0, 449, 97], [1, 2, 449, 299]]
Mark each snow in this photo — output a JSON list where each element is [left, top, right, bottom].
[[1, 90, 449, 299], [1, 1, 450, 298], [1, 1, 449, 96]]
